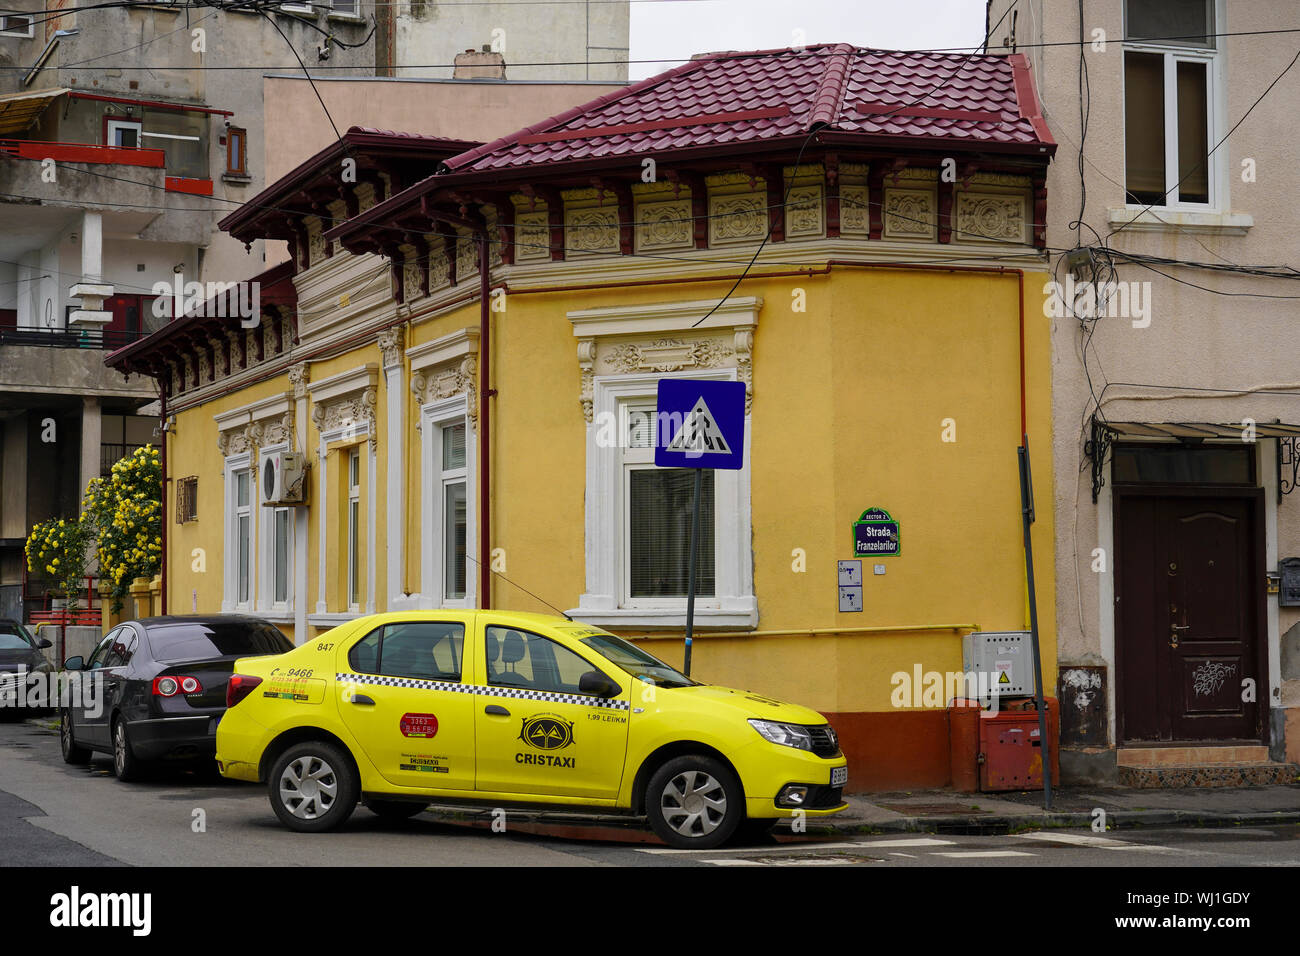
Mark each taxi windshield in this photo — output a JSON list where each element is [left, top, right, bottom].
[[579, 633, 695, 688]]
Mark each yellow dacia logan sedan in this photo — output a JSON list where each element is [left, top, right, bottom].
[[216, 611, 848, 848]]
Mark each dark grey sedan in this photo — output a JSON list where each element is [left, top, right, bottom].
[[0, 619, 56, 717], [61, 615, 294, 781]]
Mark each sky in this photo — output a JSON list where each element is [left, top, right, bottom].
[[628, 0, 990, 80]]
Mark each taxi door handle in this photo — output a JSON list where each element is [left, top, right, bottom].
[[484, 705, 510, 716], [350, 694, 376, 706]]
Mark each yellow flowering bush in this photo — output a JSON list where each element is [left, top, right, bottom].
[[24, 515, 92, 598], [82, 445, 164, 612]]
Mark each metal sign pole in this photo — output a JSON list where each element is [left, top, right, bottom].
[[1018, 437, 1052, 811], [683, 467, 703, 677]]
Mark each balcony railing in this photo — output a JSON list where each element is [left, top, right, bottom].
[[0, 326, 152, 350], [0, 140, 211, 193], [0, 138, 165, 168], [102, 443, 146, 475]]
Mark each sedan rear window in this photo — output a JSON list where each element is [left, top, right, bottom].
[[147, 621, 293, 662]]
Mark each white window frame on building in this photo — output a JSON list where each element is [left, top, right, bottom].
[[568, 297, 758, 629], [257, 442, 295, 620], [216, 392, 298, 620], [420, 395, 476, 609], [577, 368, 754, 629], [347, 447, 362, 612], [1121, 0, 1226, 211], [307, 364, 378, 626], [409, 328, 479, 610], [106, 119, 144, 150], [0, 13, 34, 37], [222, 453, 255, 613]]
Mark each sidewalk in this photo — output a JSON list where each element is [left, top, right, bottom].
[[823, 784, 1300, 835], [416, 784, 1300, 839]]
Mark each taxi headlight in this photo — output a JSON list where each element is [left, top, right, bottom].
[[749, 719, 814, 752]]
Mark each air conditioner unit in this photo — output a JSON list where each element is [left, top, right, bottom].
[[263, 451, 308, 506]]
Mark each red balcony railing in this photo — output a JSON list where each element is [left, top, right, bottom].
[[0, 138, 165, 168]]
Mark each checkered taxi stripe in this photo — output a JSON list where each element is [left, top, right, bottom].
[[336, 673, 632, 710]]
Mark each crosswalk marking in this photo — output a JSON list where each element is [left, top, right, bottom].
[[636, 841, 865, 856], [1013, 831, 1134, 849], [930, 850, 1036, 858]]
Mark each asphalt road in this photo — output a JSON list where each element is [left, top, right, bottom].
[[2, 719, 1297, 868]]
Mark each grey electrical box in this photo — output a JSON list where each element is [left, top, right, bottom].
[[962, 631, 1035, 699]]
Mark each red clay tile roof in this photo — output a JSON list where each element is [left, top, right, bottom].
[[442, 44, 1054, 175]]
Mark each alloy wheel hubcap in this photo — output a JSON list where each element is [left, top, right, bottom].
[[280, 755, 338, 820], [661, 770, 727, 837], [114, 725, 125, 773], [61, 715, 70, 752]]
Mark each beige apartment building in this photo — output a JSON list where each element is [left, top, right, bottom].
[[986, 0, 1300, 783]]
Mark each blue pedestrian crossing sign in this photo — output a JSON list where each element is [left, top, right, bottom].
[[654, 378, 746, 470]]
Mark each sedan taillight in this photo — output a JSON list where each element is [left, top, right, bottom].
[[226, 674, 262, 708], [153, 676, 203, 697]]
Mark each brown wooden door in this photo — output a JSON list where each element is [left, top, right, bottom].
[[1116, 490, 1265, 744]]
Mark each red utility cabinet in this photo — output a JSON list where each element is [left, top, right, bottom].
[[977, 698, 1060, 792]]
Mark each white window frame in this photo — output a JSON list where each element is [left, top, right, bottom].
[[279, 1, 315, 12], [328, 0, 360, 18], [308, 365, 378, 625], [105, 119, 143, 150], [1121, 0, 1226, 212], [420, 395, 476, 609], [347, 447, 361, 613], [573, 368, 755, 629], [0, 13, 34, 37], [222, 453, 255, 613], [257, 443, 295, 619]]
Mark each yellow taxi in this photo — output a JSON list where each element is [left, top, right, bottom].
[[216, 611, 848, 848]]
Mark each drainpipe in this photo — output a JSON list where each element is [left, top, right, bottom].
[[158, 378, 168, 616], [478, 231, 491, 609]]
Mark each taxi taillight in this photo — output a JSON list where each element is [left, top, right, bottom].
[[226, 674, 262, 708]]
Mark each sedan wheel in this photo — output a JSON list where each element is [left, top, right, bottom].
[[112, 719, 142, 782], [269, 741, 358, 833], [646, 755, 743, 849], [60, 710, 90, 765]]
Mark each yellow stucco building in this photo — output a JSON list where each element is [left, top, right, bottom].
[[110, 45, 1059, 789]]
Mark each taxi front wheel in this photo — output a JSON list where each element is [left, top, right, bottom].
[[269, 741, 359, 833], [645, 755, 744, 850]]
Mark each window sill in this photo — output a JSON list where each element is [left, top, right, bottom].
[[327, 12, 364, 22], [254, 609, 294, 623], [567, 605, 758, 631], [222, 172, 252, 185], [1107, 207, 1253, 236], [308, 612, 361, 627]]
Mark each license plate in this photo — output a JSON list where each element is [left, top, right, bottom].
[[830, 766, 848, 787]]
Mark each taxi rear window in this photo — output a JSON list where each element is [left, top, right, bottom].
[[349, 621, 464, 682]]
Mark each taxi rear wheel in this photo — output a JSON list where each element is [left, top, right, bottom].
[[645, 755, 743, 850], [269, 741, 359, 833]]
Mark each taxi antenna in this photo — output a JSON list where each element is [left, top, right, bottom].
[[463, 552, 573, 621]]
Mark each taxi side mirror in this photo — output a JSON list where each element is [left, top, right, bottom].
[[579, 670, 621, 699], [64, 656, 84, 671]]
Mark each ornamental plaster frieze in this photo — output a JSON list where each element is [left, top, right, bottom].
[[569, 297, 761, 421], [307, 364, 379, 451], [215, 392, 295, 457], [407, 328, 479, 430]]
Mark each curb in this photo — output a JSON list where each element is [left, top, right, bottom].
[[811, 808, 1300, 835], [418, 804, 1300, 837]]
